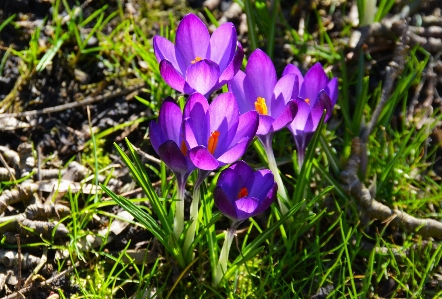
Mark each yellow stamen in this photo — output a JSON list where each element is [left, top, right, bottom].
[[305, 98, 310, 105], [180, 140, 187, 156], [191, 56, 203, 64], [237, 187, 249, 199], [207, 131, 220, 155], [254, 97, 268, 115]]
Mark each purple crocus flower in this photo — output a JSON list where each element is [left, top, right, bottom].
[[283, 62, 338, 165], [214, 161, 277, 221], [228, 48, 298, 142], [183, 92, 258, 171], [153, 13, 244, 97]]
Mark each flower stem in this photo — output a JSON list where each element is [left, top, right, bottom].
[[173, 175, 187, 239], [183, 170, 210, 260], [297, 149, 305, 169], [213, 221, 239, 286], [259, 135, 289, 215]]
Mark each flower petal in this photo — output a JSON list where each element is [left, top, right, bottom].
[[326, 77, 339, 107], [216, 139, 250, 165], [271, 74, 299, 116], [208, 92, 239, 134], [158, 98, 183, 144], [234, 197, 259, 220], [214, 186, 239, 220], [159, 60, 189, 93], [231, 111, 258, 145], [209, 22, 237, 71], [153, 36, 180, 71], [312, 90, 332, 124], [299, 63, 329, 105], [218, 42, 244, 84], [183, 94, 209, 148], [245, 49, 276, 102], [149, 120, 164, 153], [228, 70, 256, 114], [271, 100, 298, 132], [175, 14, 210, 72], [282, 63, 303, 83], [229, 161, 255, 190], [158, 140, 191, 174], [188, 146, 220, 170], [256, 115, 274, 136], [185, 59, 220, 96], [288, 98, 311, 131]]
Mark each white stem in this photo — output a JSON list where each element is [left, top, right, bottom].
[[173, 178, 186, 239], [213, 222, 237, 286], [183, 185, 200, 257]]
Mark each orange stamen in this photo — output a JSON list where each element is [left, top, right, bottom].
[[254, 97, 268, 115], [207, 131, 220, 155], [191, 56, 203, 64], [237, 187, 249, 199], [180, 140, 187, 156], [305, 98, 310, 105]]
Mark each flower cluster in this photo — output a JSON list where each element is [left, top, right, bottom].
[[150, 13, 338, 284]]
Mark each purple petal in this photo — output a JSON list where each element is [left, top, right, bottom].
[[214, 186, 239, 220], [158, 98, 182, 143], [208, 92, 239, 134], [282, 64, 303, 82], [231, 111, 258, 145], [158, 140, 190, 174], [216, 139, 250, 165], [249, 170, 274, 198], [256, 115, 274, 136], [254, 184, 277, 214], [292, 131, 314, 158], [188, 146, 219, 170], [228, 70, 256, 114], [175, 14, 210, 72], [288, 99, 311, 131], [271, 100, 298, 132], [229, 161, 255, 189], [271, 73, 299, 123], [312, 90, 332, 125], [234, 197, 259, 220], [159, 60, 189, 93], [153, 36, 180, 71], [218, 42, 244, 84], [185, 59, 220, 96], [245, 49, 276, 102], [326, 77, 339, 107], [299, 63, 329, 105], [183, 94, 209, 148], [209, 23, 236, 72], [149, 120, 164, 153]]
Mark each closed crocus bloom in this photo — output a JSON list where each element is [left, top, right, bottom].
[[183, 92, 258, 171], [153, 13, 244, 97], [283, 62, 338, 166], [214, 161, 277, 221]]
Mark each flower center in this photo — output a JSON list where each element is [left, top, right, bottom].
[[237, 187, 249, 199], [305, 98, 310, 105], [207, 131, 220, 155], [180, 140, 187, 156], [191, 56, 203, 64], [254, 97, 268, 115]]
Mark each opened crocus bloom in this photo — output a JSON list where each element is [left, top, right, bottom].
[[183, 92, 258, 171], [153, 13, 244, 97], [283, 62, 338, 165], [214, 161, 277, 221], [228, 48, 298, 142]]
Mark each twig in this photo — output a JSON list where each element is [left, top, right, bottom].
[[24, 248, 47, 287], [341, 138, 442, 239], [0, 263, 79, 299], [0, 83, 144, 119]]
